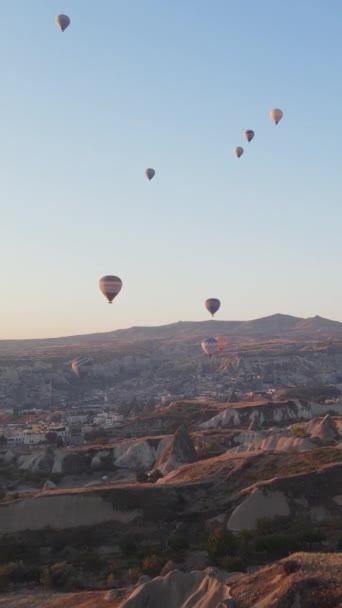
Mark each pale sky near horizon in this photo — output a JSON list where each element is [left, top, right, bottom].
[[1, 0, 342, 339]]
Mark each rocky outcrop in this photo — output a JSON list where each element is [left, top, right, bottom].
[[114, 441, 159, 471], [200, 399, 342, 430], [227, 488, 290, 530], [231, 429, 315, 453], [42, 480, 57, 491], [310, 414, 339, 443], [18, 448, 55, 473], [9, 438, 171, 477], [0, 493, 141, 533], [0, 480, 213, 535], [227, 461, 342, 531], [154, 426, 197, 475], [117, 568, 232, 608]]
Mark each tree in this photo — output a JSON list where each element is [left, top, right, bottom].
[[207, 528, 238, 563]]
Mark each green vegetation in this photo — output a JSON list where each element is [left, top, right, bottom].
[[290, 425, 308, 438], [260, 447, 342, 479], [40, 561, 80, 590], [205, 517, 335, 571], [141, 554, 165, 576]]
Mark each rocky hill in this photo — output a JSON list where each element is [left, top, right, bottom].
[[1, 395, 342, 603], [0, 313, 342, 409], [0, 554, 341, 607]]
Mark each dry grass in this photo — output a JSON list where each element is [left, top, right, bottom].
[[0, 591, 121, 608], [0, 554, 340, 608], [229, 552, 342, 608]]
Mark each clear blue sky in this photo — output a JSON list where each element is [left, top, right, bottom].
[[1, 0, 342, 338]]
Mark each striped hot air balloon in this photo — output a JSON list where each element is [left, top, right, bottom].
[[201, 337, 218, 357], [216, 336, 228, 352], [71, 356, 93, 378], [205, 298, 221, 317], [99, 275, 122, 303]]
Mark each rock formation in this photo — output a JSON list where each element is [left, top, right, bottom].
[[310, 414, 339, 444], [117, 569, 231, 608], [154, 425, 197, 475]]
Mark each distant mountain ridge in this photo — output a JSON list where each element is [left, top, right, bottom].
[[1, 314, 342, 352]]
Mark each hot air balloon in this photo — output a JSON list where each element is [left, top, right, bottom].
[[99, 275, 122, 304], [234, 147, 244, 158], [55, 14, 70, 32], [244, 130, 255, 143], [71, 356, 93, 378], [145, 168, 155, 181], [201, 337, 218, 357], [269, 108, 283, 125], [205, 298, 221, 317], [216, 336, 228, 352]]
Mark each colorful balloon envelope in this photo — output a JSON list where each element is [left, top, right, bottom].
[[99, 275, 123, 303], [216, 336, 228, 352], [201, 337, 218, 356], [71, 356, 93, 378], [55, 14, 70, 32], [269, 108, 283, 125], [205, 298, 221, 317]]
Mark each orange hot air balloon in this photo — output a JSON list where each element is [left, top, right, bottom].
[[269, 108, 283, 125], [216, 336, 228, 352], [99, 275, 122, 303]]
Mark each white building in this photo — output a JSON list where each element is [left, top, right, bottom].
[[22, 430, 44, 445], [7, 433, 24, 445]]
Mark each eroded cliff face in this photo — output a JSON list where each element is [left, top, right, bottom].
[[13, 438, 167, 476], [220, 348, 342, 385], [1, 459, 341, 537], [0, 480, 213, 535], [200, 399, 342, 430], [227, 462, 342, 531]]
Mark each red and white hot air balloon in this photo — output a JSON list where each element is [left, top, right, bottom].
[[99, 275, 122, 304]]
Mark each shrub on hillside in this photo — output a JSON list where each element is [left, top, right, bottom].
[[207, 528, 238, 563], [127, 567, 142, 584], [254, 533, 300, 558], [0, 561, 40, 588], [256, 516, 290, 535], [148, 469, 163, 483], [291, 425, 308, 438], [160, 560, 177, 576], [136, 471, 148, 483], [40, 561, 78, 590], [141, 554, 164, 576]]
